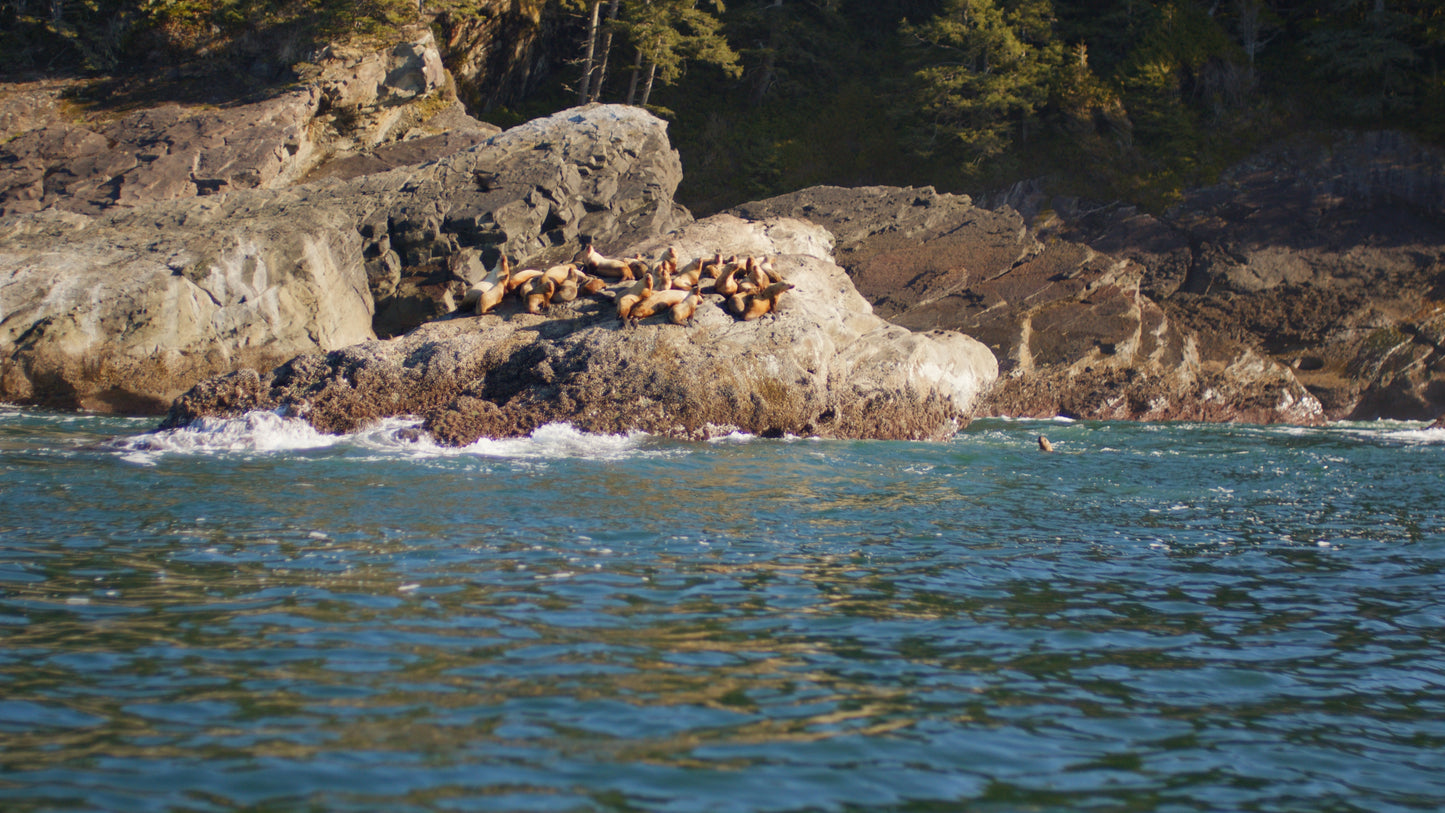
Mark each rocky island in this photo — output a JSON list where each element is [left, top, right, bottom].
[[3, 28, 1444, 438]]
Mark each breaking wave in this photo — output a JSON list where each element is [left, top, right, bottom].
[[111, 410, 654, 465]]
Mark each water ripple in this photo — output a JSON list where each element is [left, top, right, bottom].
[[2, 412, 1444, 810]]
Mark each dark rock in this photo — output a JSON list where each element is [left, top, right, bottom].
[[1059, 131, 1445, 421], [734, 185, 1324, 424], [0, 30, 471, 218]]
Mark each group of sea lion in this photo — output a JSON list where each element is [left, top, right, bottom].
[[457, 243, 794, 325], [456, 254, 608, 317]]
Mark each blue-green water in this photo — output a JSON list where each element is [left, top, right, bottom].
[[2, 407, 1444, 812]]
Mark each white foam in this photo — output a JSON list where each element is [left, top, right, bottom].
[[113, 412, 654, 464], [114, 410, 343, 464], [1356, 426, 1445, 445], [460, 422, 648, 460], [1330, 420, 1445, 446]]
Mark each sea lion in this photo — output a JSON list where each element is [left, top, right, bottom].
[[616, 272, 654, 321], [675, 254, 705, 280], [654, 247, 679, 277], [670, 263, 700, 291], [713, 259, 745, 297], [759, 256, 782, 284], [506, 267, 544, 294], [476, 256, 511, 314], [459, 255, 510, 315], [630, 287, 690, 320], [580, 273, 609, 296], [1038, 435, 1054, 452], [702, 253, 726, 280], [735, 281, 793, 321], [523, 276, 555, 314], [671, 252, 722, 291], [670, 285, 702, 326], [654, 258, 674, 291], [541, 263, 576, 287], [576, 244, 638, 280], [552, 267, 585, 304], [742, 256, 769, 293]]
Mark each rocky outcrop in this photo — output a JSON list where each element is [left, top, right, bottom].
[[732, 186, 1324, 423], [0, 104, 689, 412], [164, 216, 998, 442], [353, 104, 689, 337], [1047, 130, 1445, 421], [0, 195, 375, 413], [437, 1, 550, 115], [735, 127, 1445, 425], [0, 29, 490, 218]]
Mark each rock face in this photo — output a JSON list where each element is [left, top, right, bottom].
[[437, 0, 550, 115], [0, 195, 376, 413], [0, 29, 485, 218], [11, 16, 1435, 431], [353, 104, 690, 338], [0, 103, 690, 412], [1049, 131, 1445, 421], [164, 216, 998, 442], [732, 186, 1324, 423]]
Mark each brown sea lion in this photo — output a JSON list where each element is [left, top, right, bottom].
[[459, 256, 510, 315], [655, 259, 674, 292], [655, 247, 679, 277], [670, 285, 702, 326], [552, 267, 585, 304], [576, 244, 638, 280], [742, 256, 769, 293], [714, 259, 745, 297], [616, 272, 654, 321], [506, 267, 544, 293], [701, 253, 726, 280], [630, 287, 689, 320], [524, 277, 555, 314], [759, 256, 782, 284], [675, 254, 704, 280], [736, 281, 793, 321], [580, 273, 609, 296], [670, 263, 701, 291], [541, 263, 576, 287], [1038, 435, 1054, 452]]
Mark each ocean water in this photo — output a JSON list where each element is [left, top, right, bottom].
[[2, 406, 1444, 812]]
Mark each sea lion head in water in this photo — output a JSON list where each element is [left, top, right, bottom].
[[1038, 435, 1054, 452]]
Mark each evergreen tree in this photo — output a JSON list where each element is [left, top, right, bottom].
[[1303, 0, 1421, 119], [621, 0, 740, 107], [901, 0, 1064, 162]]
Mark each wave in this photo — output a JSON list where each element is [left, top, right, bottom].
[[1330, 419, 1445, 446], [111, 410, 655, 465]]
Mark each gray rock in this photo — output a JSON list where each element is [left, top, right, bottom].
[[164, 215, 998, 442], [0, 104, 693, 412], [352, 103, 690, 337], [0, 196, 374, 412]]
